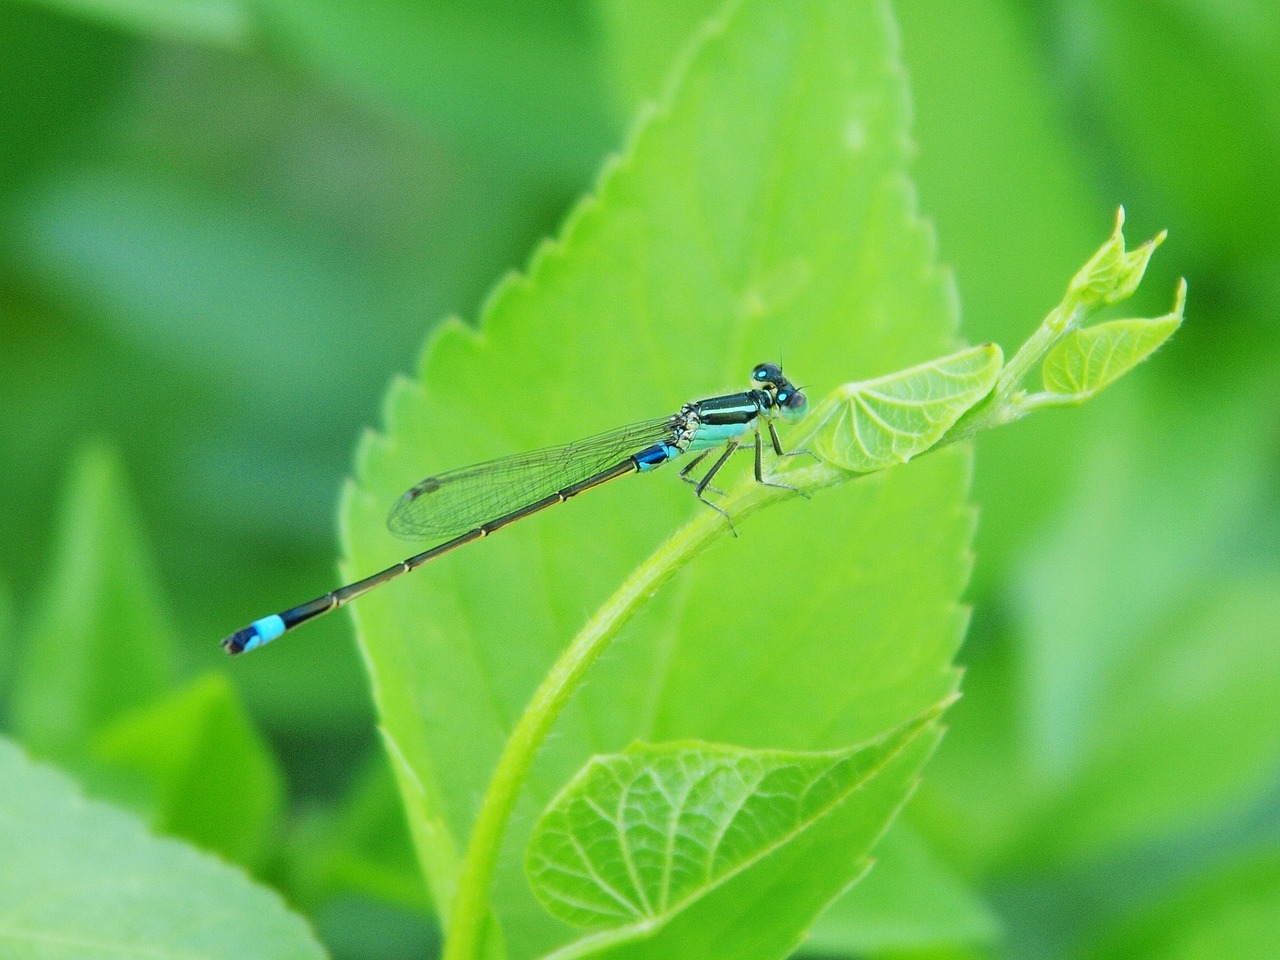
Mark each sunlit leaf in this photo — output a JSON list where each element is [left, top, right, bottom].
[[595, 0, 717, 115], [530, 720, 942, 960], [526, 711, 939, 931], [1041, 280, 1185, 402], [341, 0, 974, 955], [809, 344, 1001, 472], [1062, 207, 1165, 309], [0, 736, 324, 960]]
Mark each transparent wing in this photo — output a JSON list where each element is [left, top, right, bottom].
[[386, 416, 681, 541]]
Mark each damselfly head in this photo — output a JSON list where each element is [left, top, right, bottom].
[[751, 362, 806, 416]]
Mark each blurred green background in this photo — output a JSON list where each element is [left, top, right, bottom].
[[0, 1, 1276, 959]]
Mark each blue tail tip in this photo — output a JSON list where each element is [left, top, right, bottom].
[[222, 614, 285, 655], [222, 627, 255, 655]]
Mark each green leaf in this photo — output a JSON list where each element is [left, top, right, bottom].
[[1062, 207, 1165, 310], [286, 748, 429, 912], [807, 822, 999, 954], [0, 576, 12, 703], [1068, 0, 1280, 259], [890, 0, 1103, 596], [1040, 280, 1185, 403], [9, 441, 174, 759], [13, 0, 253, 46], [937, 214, 1179, 442], [0, 736, 326, 960], [380, 728, 465, 919], [808, 344, 1001, 472], [595, 1, 718, 115], [91, 673, 284, 869], [533, 719, 942, 960], [526, 711, 938, 932], [342, 0, 973, 955], [258, 0, 613, 177], [1084, 848, 1280, 960], [1005, 376, 1280, 865], [1020, 574, 1280, 864]]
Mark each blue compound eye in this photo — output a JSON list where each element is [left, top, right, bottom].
[[752, 362, 783, 382], [778, 390, 790, 403]]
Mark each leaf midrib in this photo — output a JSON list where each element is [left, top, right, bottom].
[[536, 722, 930, 960]]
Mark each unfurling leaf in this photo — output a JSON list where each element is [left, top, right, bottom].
[[808, 344, 1002, 472], [1065, 206, 1166, 309], [526, 708, 942, 931], [1041, 279, 1186, 403]]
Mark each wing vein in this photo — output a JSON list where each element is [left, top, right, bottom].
[[385, 416, 680, 541]]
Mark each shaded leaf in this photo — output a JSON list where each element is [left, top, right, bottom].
[[1066, 0, 1280, 257], [0, 4, 134, 200], [907, 616, 1039, 878], [258, 0, 613, 178], [1085, 848, 1280, 960], [0, 577, 12, 704], [810, 344, 1001, 471], [1016, 377, 1272, 769], [807, 822, 999, 954], [527, 712, 939, 931], [92, 673, 284, 869], [286, 747, 429, 912], [9, 441, 174, 758], [1021, 574, 1280, 863], [0, 736, 325, 960], [11, 0, 252, 46], [999, 369, 1280, 868]]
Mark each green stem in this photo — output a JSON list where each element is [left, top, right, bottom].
[[993, 302, 1079, 402], [440, 459, 840, 960], [943, 300, 1091, 444]]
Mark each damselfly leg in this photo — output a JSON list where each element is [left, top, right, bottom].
[[693, 438, 741, 535]]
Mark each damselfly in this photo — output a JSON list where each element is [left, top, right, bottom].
[[222, 363, 809, 654]]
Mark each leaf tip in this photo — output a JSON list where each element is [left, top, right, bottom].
[[1066, 208, 1169, 309]]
